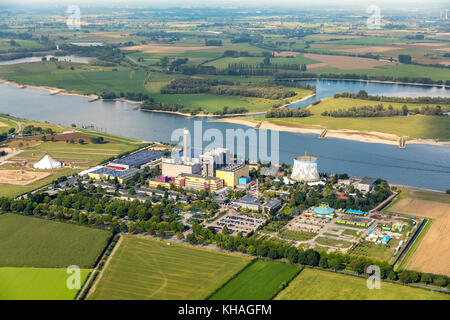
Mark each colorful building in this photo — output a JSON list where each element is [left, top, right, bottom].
[[175, 173, 224, 191], [216, 163, 249, 187]]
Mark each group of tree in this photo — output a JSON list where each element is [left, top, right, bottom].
[[0, 182, 185, 236], [333, 91, 450, 105], [321, 104, 443, 118], [204, 39, 222, 46], [161, 78, 297, 100], [22, 125, 55, 136], [213, 106, 248, 115], [141, 99, 201, 115], [265, 107, 311, 118]]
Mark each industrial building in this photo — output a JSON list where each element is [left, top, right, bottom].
[[290, 152, 320, 182], [216, 163, 249, 187], [88, 166, 140, 183], [175, 173, 224, 191], [200, 148, 230, 177], [263, 199, 282, 214], [232, 196, 261, 211], [356, 177, 377, 193], [107, 150, 163, 170]]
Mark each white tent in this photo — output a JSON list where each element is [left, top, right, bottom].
[[33, 154, 63, 169]]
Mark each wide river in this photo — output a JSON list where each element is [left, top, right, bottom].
[[1, 80, 449, 191]]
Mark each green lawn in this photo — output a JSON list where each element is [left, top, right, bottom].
[[0, 267, 90, 300], [315, 236, 353, 248], [0, 62, 148, 96], [209, 260, 302, 300], [310, 63, 450, 82], [275, 268, 450, 300], [91, 235, 252, 300], [255, 97, 450, 141], [279, 230, 317, 241], [0, 213, 112, 268]]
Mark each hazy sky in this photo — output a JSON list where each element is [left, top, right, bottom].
[[2, 0, 448, 9]]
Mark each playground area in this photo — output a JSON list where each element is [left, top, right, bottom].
[[0, 169, 51, 185]]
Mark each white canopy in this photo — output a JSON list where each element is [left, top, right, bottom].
[[33, 154, 63, 169]]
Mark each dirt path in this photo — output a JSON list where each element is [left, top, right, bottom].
[[84, 234, 123, 300]]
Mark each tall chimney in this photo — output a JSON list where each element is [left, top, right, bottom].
[[183, 128, 189, 163]]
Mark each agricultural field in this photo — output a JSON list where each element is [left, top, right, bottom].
[[0, 213, 112, 268], [386, 188, 450, 276], [90, 235, 252, 300], [209, 260, 302, 300], [275, 268, 450, 300], [253, 97, 450, 141], [0, 267, 90, 300]]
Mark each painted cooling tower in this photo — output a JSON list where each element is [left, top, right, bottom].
[[291, 154, 319, 182]]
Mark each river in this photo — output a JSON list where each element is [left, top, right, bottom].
[[0, 80, 449, 191]]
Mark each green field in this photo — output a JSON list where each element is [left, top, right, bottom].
[[310, 64, 450, 82], [255, 97, 450, 141], [209, 260, 302, 300], [275, 268, 450, 300], [0, 213, 112, 268], [91, 235, 252, 300], [0, 63, 148, 95], [279, 230, 317, 241], [0, 267, 90, 300]]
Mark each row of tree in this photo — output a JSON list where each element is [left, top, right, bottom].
[[265, 108, 311, 118], [321, 104, 444, 118]]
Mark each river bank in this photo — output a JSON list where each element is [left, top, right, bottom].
[[210, 117, 450, 147]]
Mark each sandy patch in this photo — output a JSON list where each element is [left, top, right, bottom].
[[122, 44, 219, 53], [389, 198, 450, 276], [304, 53, 393, 70], [334, 46, 398, 54], [0, 169, 51, 185], [0, 122, 7, 127]]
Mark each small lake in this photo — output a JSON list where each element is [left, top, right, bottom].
[[0, 79, 449, 191], [0, 55, 94, 66]]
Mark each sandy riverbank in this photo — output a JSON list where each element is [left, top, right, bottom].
[[210, 117, 450, 147]]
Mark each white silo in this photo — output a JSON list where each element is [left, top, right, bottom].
[[290, 152, 319, 182]]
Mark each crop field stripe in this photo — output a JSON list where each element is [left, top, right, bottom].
[[0, 267, 91, 300], [0, 213, 112, 268], [91, 235, 252, 300], [275, 268, 450, 300], [208, 259, 303, 300]]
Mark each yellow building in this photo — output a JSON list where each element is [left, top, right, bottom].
[[148, 180, 172, 189], [216, 164, 249, 187], [175, 173, 224, 191], [249, 163, 259, 171]]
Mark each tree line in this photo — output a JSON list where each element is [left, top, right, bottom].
[[265, 108, 311, 118], [321, 104, 444, 118]]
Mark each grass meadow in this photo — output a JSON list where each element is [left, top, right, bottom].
[[209, 260, 302, 300], [275, 268, 450, 300], [91, 235, 252, 300], [0, 267, 90, 300], [0, 213, 112, 268]]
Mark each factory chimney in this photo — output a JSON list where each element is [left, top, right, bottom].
[[183, 128, 190, 163]]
